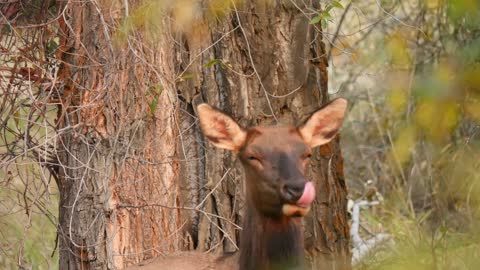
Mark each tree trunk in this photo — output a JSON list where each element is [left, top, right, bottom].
[[56, 1, 351, 269]]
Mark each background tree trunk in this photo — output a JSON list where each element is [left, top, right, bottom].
[[56, 0, 351, 269]]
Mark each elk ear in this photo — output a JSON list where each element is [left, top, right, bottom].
[[299, 98, 347, 148], [197, 104, 247, 151]]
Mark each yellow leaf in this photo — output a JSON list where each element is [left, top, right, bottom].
[[390, 125, 416, 166], [388, 88, 408, 114], [386, 32, 412, 69]]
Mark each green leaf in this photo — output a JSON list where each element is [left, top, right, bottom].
[[321, 19, 328, 29], [332, 0, 344, 9], [203, 59, 218, 67], [439, 224, 449, 235], [150, 98, 158, 115], [323, 11, 333, 20], [309, 15, 322, 24]]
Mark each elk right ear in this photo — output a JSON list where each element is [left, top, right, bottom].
[[299, 98, 348, 148], [197, 104, 247, 151]]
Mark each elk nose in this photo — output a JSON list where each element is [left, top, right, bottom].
[[281, 182, 306, 202]]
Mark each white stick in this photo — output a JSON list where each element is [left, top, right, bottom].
[[350, 200, 392, 265]]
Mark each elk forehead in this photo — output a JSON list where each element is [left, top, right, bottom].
[[244, 126, 309, 154]]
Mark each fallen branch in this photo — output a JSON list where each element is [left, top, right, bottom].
[[350, 200, 392, 265]]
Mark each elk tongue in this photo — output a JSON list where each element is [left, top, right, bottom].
[[296, 182, 315, 207]]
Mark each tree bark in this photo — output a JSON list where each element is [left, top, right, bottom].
[[56, 1, 351, 269]]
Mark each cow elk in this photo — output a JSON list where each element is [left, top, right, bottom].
[[126, 98, 348, 270]]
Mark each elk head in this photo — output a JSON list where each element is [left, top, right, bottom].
[[197, 99, 347, 219]]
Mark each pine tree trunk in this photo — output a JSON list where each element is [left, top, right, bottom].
[[56, 1, 350, 269]]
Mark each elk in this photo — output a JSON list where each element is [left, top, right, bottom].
[[126, 98, 347, 270]]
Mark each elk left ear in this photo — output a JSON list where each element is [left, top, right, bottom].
[[299, 98, 348, 148]]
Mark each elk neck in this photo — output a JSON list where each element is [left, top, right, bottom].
[[239, 199, 306, 270]]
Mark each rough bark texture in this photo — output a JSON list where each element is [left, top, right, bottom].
[[56, 0, 350, 269]]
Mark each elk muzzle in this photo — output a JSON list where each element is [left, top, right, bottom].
[[281, 181, 315, 216]]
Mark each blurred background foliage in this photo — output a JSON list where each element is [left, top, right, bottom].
[[331, 0, 480, 268], [115, 0, 247, 45], [1, 1, 60, 269], [1, 0, 479, 269]]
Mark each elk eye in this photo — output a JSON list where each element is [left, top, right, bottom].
[[248, 156, 260, 161], [246, 155, 263, 165], [303, 153, 312, 159]]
